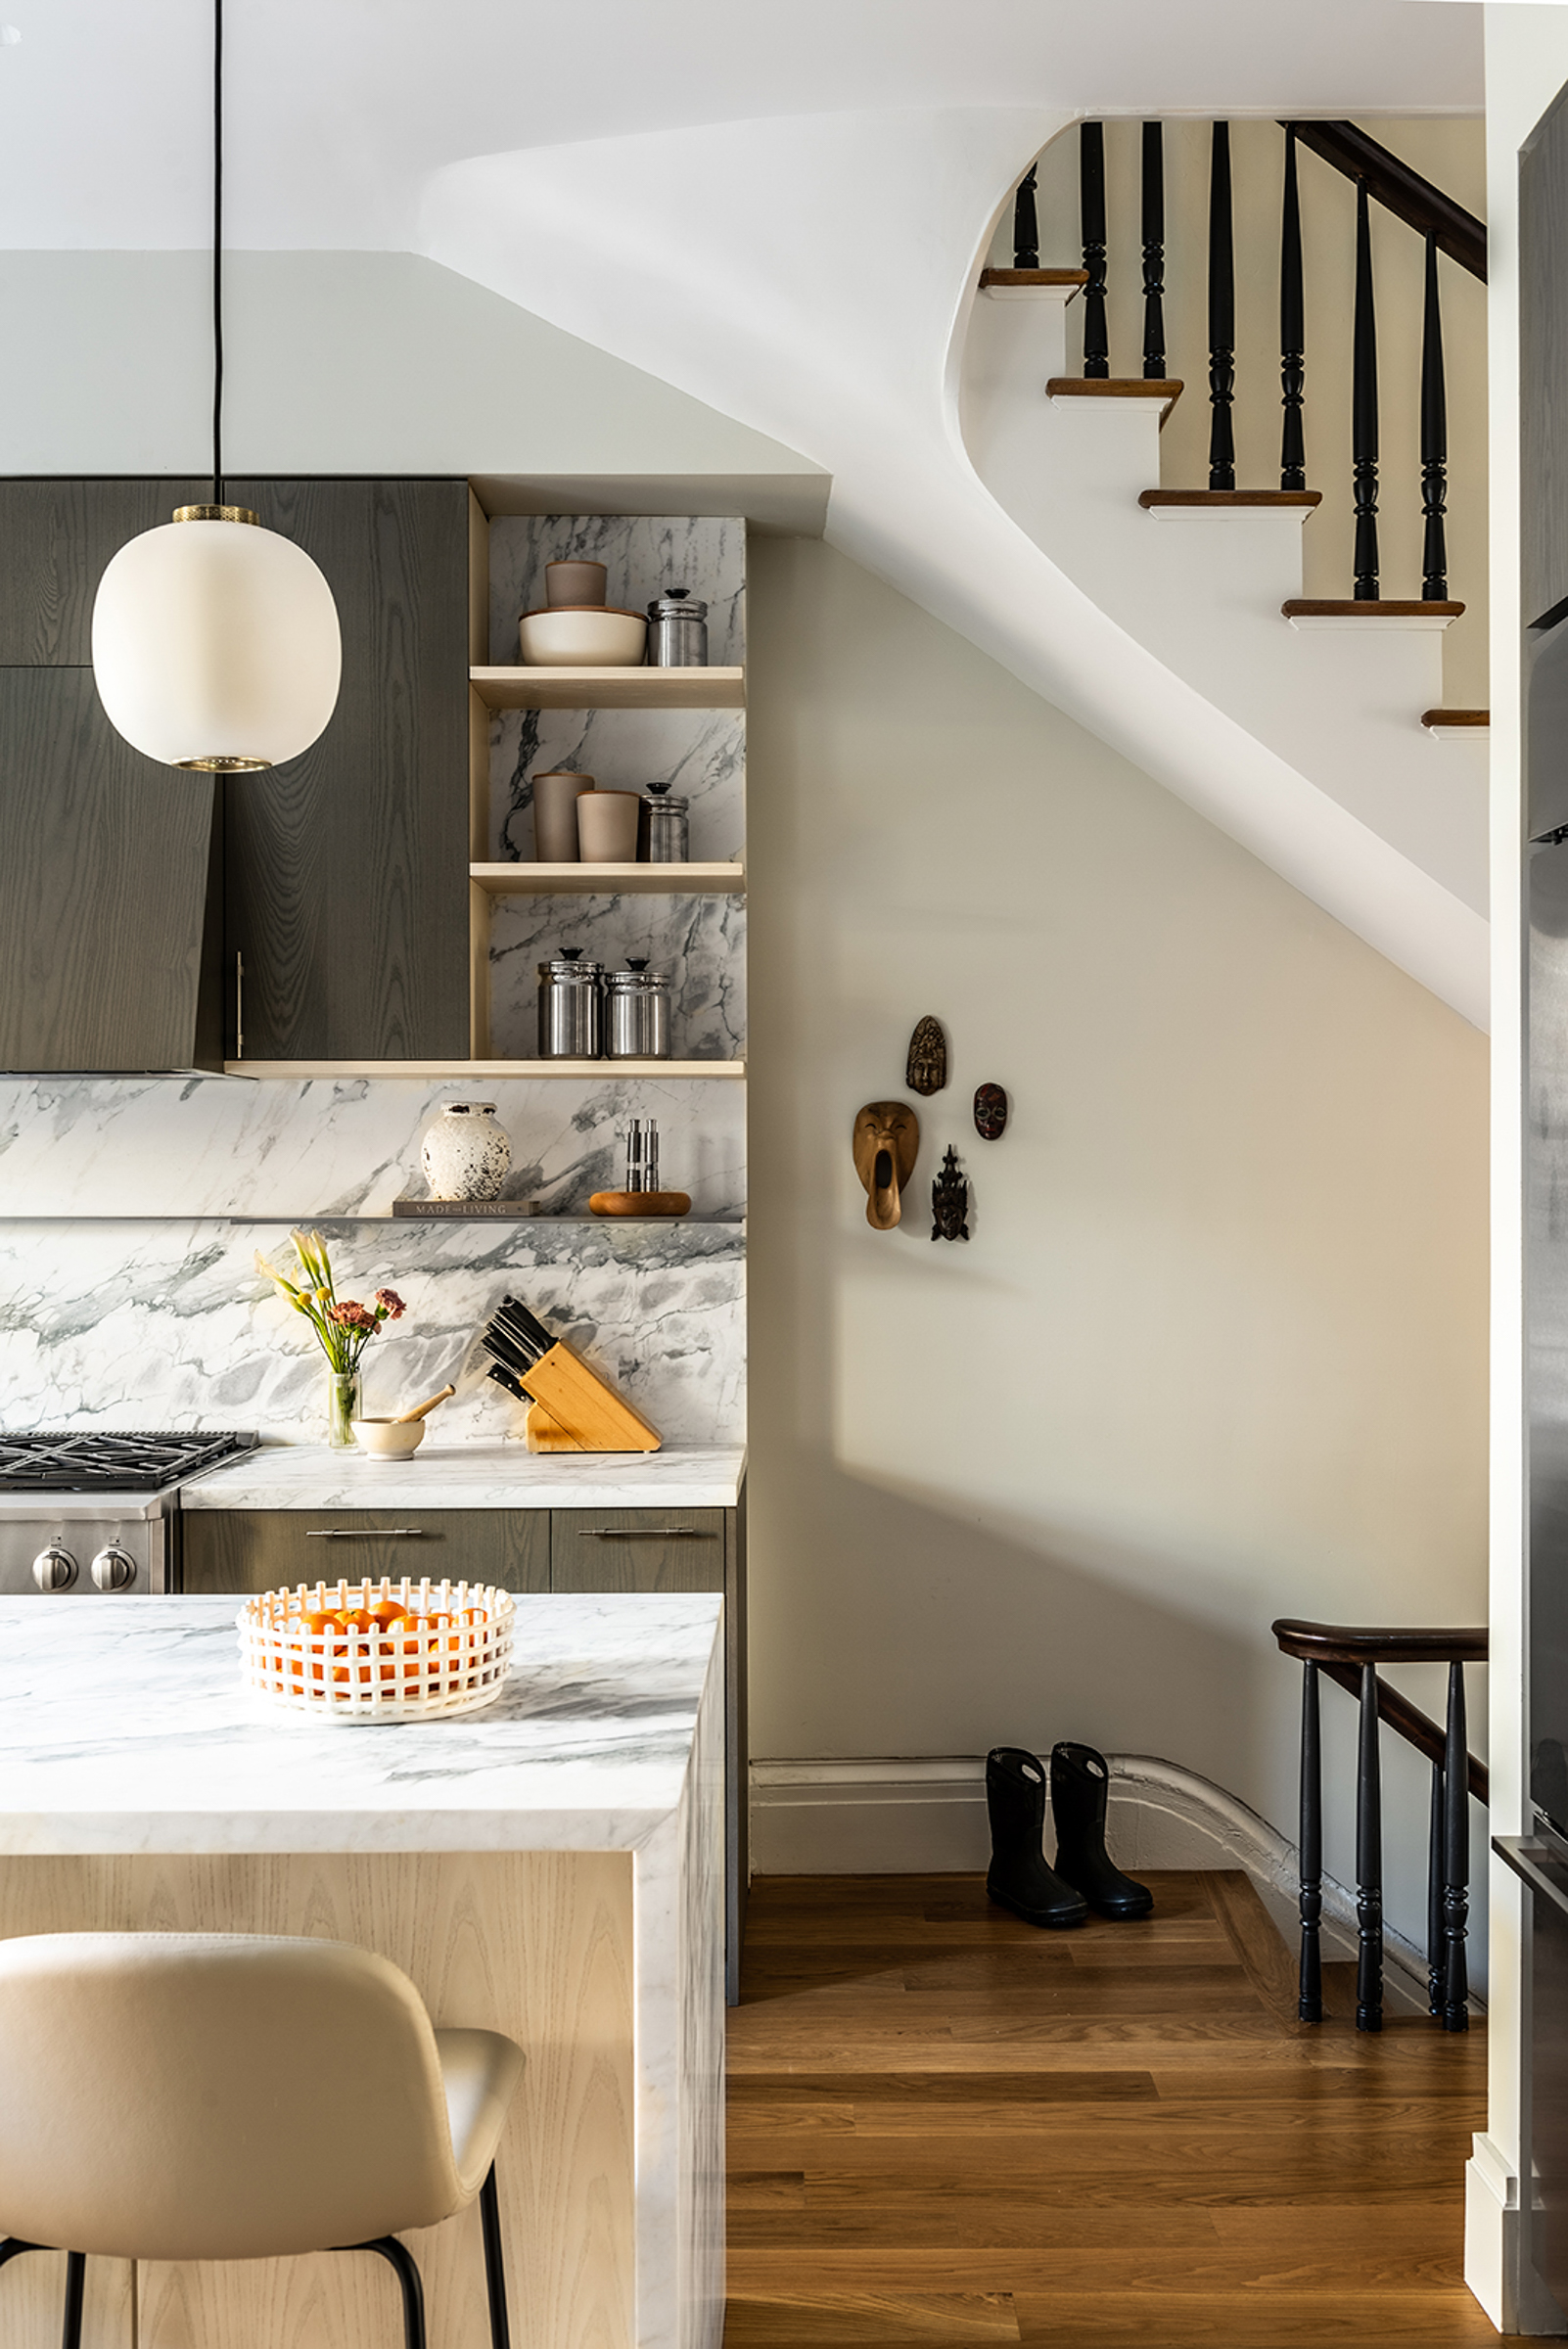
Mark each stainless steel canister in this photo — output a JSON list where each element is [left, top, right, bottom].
[[640, 786, 690, 863], [605, 960, 671, 1059], [646, 588, 709, 668], [536, 947, 603, 1058]]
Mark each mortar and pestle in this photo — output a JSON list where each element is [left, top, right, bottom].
[[352, 1384, 456, 1461]]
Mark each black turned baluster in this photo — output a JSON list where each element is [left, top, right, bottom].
[[1013, 163, 1039, 271], [1427, 1758, 1445, 2018], [1353, 178, 1381, 599], [1081, 122, 1109, 380], [1141, 122, 1166, 379], [1421, 233, 1450, 602], [1442, 1662, 1470, 2031], [1208, 122, 1236, 490], [1298, 1660, 1323, 2022], [1280, 126, 1307, 490], [1356, 1662, 1384, 2033]]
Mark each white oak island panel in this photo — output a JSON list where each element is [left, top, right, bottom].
[[0, 1594, 724, 2349]]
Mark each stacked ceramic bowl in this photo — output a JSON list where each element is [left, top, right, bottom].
[[518, 559, 647, 668]]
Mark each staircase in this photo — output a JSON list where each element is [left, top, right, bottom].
[[960, 124, 1489, 935]]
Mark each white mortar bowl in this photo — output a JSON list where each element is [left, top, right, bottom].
[[351, 1418, 427, 1461], [517, 606, 647, 668]]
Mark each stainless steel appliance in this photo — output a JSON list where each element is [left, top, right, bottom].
[[646, 589, 708, 668], [536, 948, 602, 1058], [605, 962, 670, 1059], [0, 1432, 259, 1594]]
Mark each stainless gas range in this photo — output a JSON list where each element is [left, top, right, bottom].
[[0, 1433, 260, 1593]]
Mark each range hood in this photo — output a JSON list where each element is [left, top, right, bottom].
[[0, 667, 224, 1076]]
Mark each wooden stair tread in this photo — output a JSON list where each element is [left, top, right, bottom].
[[1420, 708, 1490, 728], [980, 267, 1087, 289], [1046, 377, 1182, 428], [1139, 489, 1321, 509], [1282, 598, 1464, 619]]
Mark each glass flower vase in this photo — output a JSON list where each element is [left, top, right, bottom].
[[326, 1370, 360, 1451]]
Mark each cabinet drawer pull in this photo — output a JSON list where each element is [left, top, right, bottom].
[[303, 1528, 429, 1540], [584, 1527, 718, 1540]]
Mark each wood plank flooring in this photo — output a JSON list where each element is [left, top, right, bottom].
[[725, 1871, 1493, 2348]]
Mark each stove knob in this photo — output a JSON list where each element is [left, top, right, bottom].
[[32, 1545, 77, 1592], [90, 1545, 137, 1592]]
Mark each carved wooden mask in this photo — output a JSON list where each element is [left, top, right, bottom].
[[853, 1101, 920, 1230]]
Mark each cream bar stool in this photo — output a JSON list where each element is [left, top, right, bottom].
[[0, 1932, 525, 2349]]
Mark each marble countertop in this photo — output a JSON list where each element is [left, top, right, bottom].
[[0, 1593, 722, 1856], [182, 1441, 747, 1511]]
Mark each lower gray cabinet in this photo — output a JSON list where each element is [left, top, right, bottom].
[[178, 1507, 550, 1594]]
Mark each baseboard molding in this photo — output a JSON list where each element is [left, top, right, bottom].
[[750, 1750, 1442, 2008], [1466, 2131, 1568, 2333]]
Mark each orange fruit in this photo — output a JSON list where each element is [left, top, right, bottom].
[[369, 1599, 410, 1629]]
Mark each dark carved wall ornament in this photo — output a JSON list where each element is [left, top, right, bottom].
[[931, 1144, 970, 1242], [973, 1083, 1008, 1140], [905, 1016, 947, 1096]]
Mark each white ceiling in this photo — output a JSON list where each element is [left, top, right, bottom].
[[0, 0, 1482, 253]]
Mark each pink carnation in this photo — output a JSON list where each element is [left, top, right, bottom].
[[328, 1300, 378, 1335], [374, 1288, 407, 1321]]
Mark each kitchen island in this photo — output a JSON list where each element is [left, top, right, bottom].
[[0, 1591, 724, 2349]]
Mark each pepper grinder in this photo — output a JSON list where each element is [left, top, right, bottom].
[[625, 1118, 660, 1193]]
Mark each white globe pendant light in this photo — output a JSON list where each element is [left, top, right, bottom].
[[91, 0, 341, 773]]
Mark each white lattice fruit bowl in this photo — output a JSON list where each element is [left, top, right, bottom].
[[239, 1577, 516, 1723]]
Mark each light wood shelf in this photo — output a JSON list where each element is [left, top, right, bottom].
[[471, 860, 744, 898], [225, 1059, 746, 1081], [471, 666, 745, 711]]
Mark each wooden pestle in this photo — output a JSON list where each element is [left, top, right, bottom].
[[390, 1384, 456, 1425]]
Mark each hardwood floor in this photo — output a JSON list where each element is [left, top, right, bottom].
[[724, 1871, 1493, 2347]]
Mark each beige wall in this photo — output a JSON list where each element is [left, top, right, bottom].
[[746, 533, 1488, 1930], [1015, 118, 1489, 709]]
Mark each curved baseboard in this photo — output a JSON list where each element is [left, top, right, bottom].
[[750, 1749, 1441, 2007]]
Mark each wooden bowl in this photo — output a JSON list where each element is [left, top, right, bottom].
[[589, 1190, 691, 1218]]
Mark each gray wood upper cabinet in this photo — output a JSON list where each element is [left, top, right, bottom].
[[0, 479, 205, 664], [1523, 86, 1568, 626], [221, 479, 471, 1062], [0, 668, 219, 1071]]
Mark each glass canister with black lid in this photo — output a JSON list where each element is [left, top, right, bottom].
[[605, 959, 671, 1059], [536, 946, 603, 1058]]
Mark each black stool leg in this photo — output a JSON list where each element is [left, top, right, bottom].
[[335, 2236, 426, 2349], [479, 2164, 512, 2349], [61, 2251, 84, 2349]]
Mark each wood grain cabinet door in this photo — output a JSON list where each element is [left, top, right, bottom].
[[0, 479, 206, 663], [181, 1508, 551, 1595], [549, 1509, 727, 1593], [221, 479, 471, 1061], [1523, 83, 1568, 626]]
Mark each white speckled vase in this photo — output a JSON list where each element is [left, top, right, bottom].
[[420, 1102, 512, 1202]]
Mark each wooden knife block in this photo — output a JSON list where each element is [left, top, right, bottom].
[[519, 1342, 662, 1454]]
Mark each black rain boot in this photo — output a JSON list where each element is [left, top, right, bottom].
[[1049, 1742, 1154, 1919], [986, 1747, 1088, 1928]]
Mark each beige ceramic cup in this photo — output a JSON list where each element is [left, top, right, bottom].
[[532, 771, 594, 862], [545, 560, 608, 609], [576, 791, 641, 862]]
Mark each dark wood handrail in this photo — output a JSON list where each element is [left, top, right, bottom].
[[1281, 120, 1487, 283], [1272, 1620, 1488, 1805]]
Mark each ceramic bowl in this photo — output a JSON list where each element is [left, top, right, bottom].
[[351, 1417, 427, 1461], [517, 606, 647, 668], [545, 560, 608, 609]]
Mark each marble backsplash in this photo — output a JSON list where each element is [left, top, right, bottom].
[[488, 517, 745, 667], [489, 705, 744, 865], [490, 897, 746, 1063], [0, 1217, 745, 1446], [0, 1078, 745, 1221]]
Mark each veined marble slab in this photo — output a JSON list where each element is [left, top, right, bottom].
[[0, 1075, 746, 1221], [488, 517, 744, 668], [183, 1441, 747, 1512], [0, 1218, 744, 1445], [0, 1593, 721, 1854], [490, 706, 744, 865], [490, 894, 745, 1063]]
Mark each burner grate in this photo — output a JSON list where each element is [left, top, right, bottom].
[[0, 1432, 260, 1493]]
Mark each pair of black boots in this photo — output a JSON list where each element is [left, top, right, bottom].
[[986, 1742, 1153, 1928]]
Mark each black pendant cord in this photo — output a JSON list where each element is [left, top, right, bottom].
[[211, 0, 224, 505]]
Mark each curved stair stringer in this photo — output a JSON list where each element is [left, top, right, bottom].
[[416, 104, 1488, 1029]]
